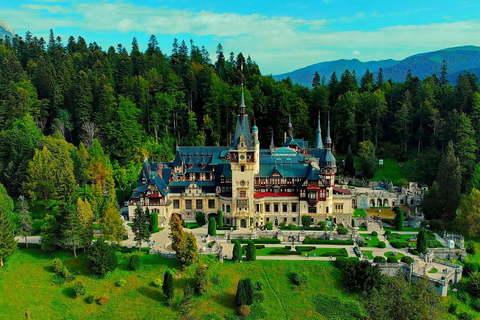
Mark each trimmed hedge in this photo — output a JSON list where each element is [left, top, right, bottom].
[[236, 238, 280, 244], [295, 246, 316, 252], [371, 231, 378, 237], [373, 256, 386, 263], [378, 241, 386, 248], [303, 239, 353, 245], [218, 226, 237, 230], [387, 257, 398, 263], [270, 248, 302, 255], [335, 257, 360, 268], [389, 241, 404, 249], [401, 256, 414, 264]]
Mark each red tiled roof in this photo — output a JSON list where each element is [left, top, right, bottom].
[[333, 186, 352, 194], [254, 192, 298, 198]]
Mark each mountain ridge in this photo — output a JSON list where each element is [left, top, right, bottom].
[[274, 46, 480, 86], [0, 18, 15, 39]]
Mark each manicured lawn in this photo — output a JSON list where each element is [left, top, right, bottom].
[[370, 159, 409, 186], [429, 268, 438, 274], [0, 248, 364, 319], [365, 208, 395, 218], [358, 226, 368, 231], [361, 235, 380, 247], [362, 251, 374, 260], [384, 251, 405, 259], [185, 222, 203, 229], [353, 208, 367, 218], [384, 227, 420, 232]]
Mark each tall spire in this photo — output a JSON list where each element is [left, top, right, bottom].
[[287, 114, 293, 137], [239, 83, 246, 115], [270, 131, 275, 150], [325, 112, 332, 149], [314, 111, 324, 149]]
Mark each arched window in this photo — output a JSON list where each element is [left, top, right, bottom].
[[226, 205, 231, 213]]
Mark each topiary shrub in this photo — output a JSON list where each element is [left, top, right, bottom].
[[129, 255, 141, 271], [117, 279, 127, 287], [290, 273, 308, 286], [378, 241, 386, 248], [473, 299, 480, 312], [85, 295, 94, 304], [387, 257, 398, 263], [62, 267, 72, 279], [384, 230, 392, 236], [265, 222, 273, 230], [96, 296, 109, 305], [371, 231, 378, 237], [448, 302, 457, 314], [373, 256, 386, 263], [401, 256, 414, 264], [238, 305, 250, 316], [390, 241, 403, 249], [195, 212, 206, 226], [466, 241, 476, 255], [253, 292, 265, 304], [73, 281, 86, 297], [53, 258, 63, 273], [458, 312, 474, 320], [153, 278, 162, 287], [463, 263, 480, 276], [337, 226, 349, 235]]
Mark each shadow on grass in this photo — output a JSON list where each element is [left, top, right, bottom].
[[214, 292, 236, 310], [62, 286, 76, 299], [137, 286, 164, 302]]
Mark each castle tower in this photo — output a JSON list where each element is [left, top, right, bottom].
[[230, 85, 259, 228], [320, 113, 336, 215], [287, 115, 293, 137]]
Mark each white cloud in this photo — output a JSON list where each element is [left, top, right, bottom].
[[4, 2, 480, 74]]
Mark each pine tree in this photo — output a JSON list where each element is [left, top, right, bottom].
[[25, 146, 55, 208], [358, 140, 377, 179], [163, 270, 174, 302], [16, 196, 32, 248], [235, 279, 247, 307], [423, 141, 461, 221], [208, 217, 217, 236], [0, 183, 16, 267], [312, 71, 321, 88], [457, 189, 480, 238], [132, 202, 150, 251]]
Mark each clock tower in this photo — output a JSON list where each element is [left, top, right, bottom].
[[230, 87, 259, 228]]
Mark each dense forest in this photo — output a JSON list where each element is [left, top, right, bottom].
[[0, 30, 479, 212]]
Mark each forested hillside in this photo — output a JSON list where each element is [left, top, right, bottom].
[[0, 30, 479, 207]]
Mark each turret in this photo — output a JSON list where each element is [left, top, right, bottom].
[[314, 112, 324, 149], [287, 115, 293, 137], [325, 113, 332, 150]]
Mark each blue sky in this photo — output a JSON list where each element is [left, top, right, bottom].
[[2, 0, 480, 74]]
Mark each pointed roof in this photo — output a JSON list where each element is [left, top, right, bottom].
[[325, 113, 332, 149], [314, 112, 324, 149], [270, 131, 275, 149], [232, 85, 253, 150]]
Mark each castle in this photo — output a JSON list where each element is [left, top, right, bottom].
[[127, 89, 353, 229]]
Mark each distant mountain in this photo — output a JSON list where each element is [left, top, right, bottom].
[[0, 18, 15, 39], [274, 46, 480, 86]]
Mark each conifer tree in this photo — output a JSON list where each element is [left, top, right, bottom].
[[132, 202, 150, 251], [416, 229, 428, 254], [217, 210, 223, 229], [40, 214, 59, 251], [208, 217, 217, 236], [345, 145, 355, 176], [101, 206, 126, 244], [394, 207, 404, 231], [423, 141, 461, 221], [163, 270, 174, 302], [0, 183, 16, 267], [61, 203, 83, 258], [16, 196, 32, 248], [181, 232, 198, 266], [232, 241, 241, 262], [77, 198, 94, 251], [246, 241, 256, 262]]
